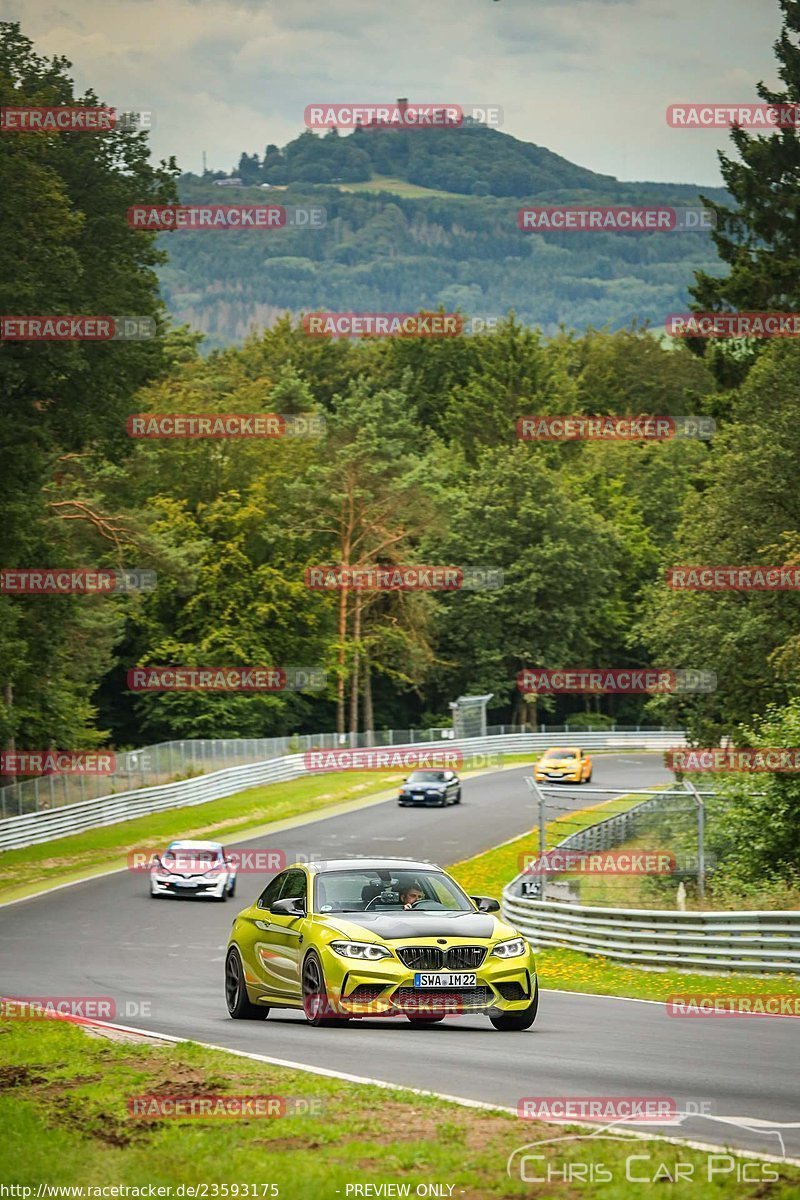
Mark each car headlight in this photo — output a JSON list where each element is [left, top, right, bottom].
[[330, 941, 392, 961], [491, 937, 527, 959]]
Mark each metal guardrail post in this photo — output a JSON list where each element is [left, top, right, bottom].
[[683, 777, 706, 901]]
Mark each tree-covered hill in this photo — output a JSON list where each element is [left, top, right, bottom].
[[161, 151, 729, 349]]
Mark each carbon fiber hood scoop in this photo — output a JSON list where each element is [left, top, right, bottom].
[[326, 911, 497, 940]]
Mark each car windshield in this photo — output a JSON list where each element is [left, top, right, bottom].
[[163, 849, 219, 868], [406, 771, 447, 783], [543, 748, 578, 759], [314, 868, 473, 913]]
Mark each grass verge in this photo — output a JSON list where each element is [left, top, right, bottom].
[[0, 1016, 796, 1197], [449, 796, 800, 1002]]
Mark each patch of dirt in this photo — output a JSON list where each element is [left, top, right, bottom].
[[145, 1070, 230, 1097], [0, 1064, 47, 1089], [251, 1137, 323, 1151], [46, 1094, 148, 1148]]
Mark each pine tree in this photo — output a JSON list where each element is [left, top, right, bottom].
[[690, 1, 800, 383]]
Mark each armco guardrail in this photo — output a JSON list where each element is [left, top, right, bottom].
[[502, 892, 800, 974], [502, 786, 800, 975], [0, 723, 681, 818], [0, 730, 686, 851]]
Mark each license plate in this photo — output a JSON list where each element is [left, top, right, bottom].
[[413, 972, 477, 987], [175, 880, 198, 888]]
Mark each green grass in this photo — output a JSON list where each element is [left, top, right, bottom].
[[450, 796, 800, 1001], [336, 174, 465, 199], [1, 1016, 796, 1196], [0, 753, 533, 905]]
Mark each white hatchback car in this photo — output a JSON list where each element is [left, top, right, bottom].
[[150, 840, 237, 901]]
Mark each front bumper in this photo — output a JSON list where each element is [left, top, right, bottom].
[[321, 945, 537, 1017], [150, 872, 233, 898], [534, 771, 581, 783], [398, 791, 448, 805]]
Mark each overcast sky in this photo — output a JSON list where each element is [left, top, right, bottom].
[[5, 0, 785, 184]]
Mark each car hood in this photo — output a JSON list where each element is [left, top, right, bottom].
[[402, 781, 445, 790], [321, 911, 509, 941], [540, 759, 577, 769]]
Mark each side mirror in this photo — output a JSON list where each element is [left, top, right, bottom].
[[270, 896, 305, 917], [471, 895, 500, 913]]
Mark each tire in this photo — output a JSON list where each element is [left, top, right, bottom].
[[586, 771, 592, 783], [454, 789, 461, 804], [225, 946, 268, 1020], [302, 951, 348, 1026], [214, 888, 228, 902], [227, 879, 236, 898], [407, 1014, 445, 1024], [490, 981, 539, 1031]]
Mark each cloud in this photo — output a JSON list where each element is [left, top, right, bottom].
[[8, 0, 784, 183]]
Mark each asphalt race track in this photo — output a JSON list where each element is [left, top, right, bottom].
[[2, 754, 798, 1160]]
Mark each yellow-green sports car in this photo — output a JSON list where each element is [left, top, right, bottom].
[[225, 858, 538, 1030]]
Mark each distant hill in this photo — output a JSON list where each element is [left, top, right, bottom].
[[230, 121, 727, 203], [158, 123, 730, 350]]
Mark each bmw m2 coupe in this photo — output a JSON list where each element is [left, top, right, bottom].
[[225, 858, 538, 1030]]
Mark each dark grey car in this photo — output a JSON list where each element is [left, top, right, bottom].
[[398, 769, 461, 807]]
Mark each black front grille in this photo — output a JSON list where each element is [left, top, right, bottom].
[[446, 946, 486, 969], [397, 947, 444, 970], [394, 987, 492, 1011], [495, 981, 527, 1001]]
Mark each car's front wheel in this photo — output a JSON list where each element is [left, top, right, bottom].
[[302, 951, 348, 1026], [225, 947, 268, 1020], [453, 789, 461, 804], [489, 982, 539, 1031]]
